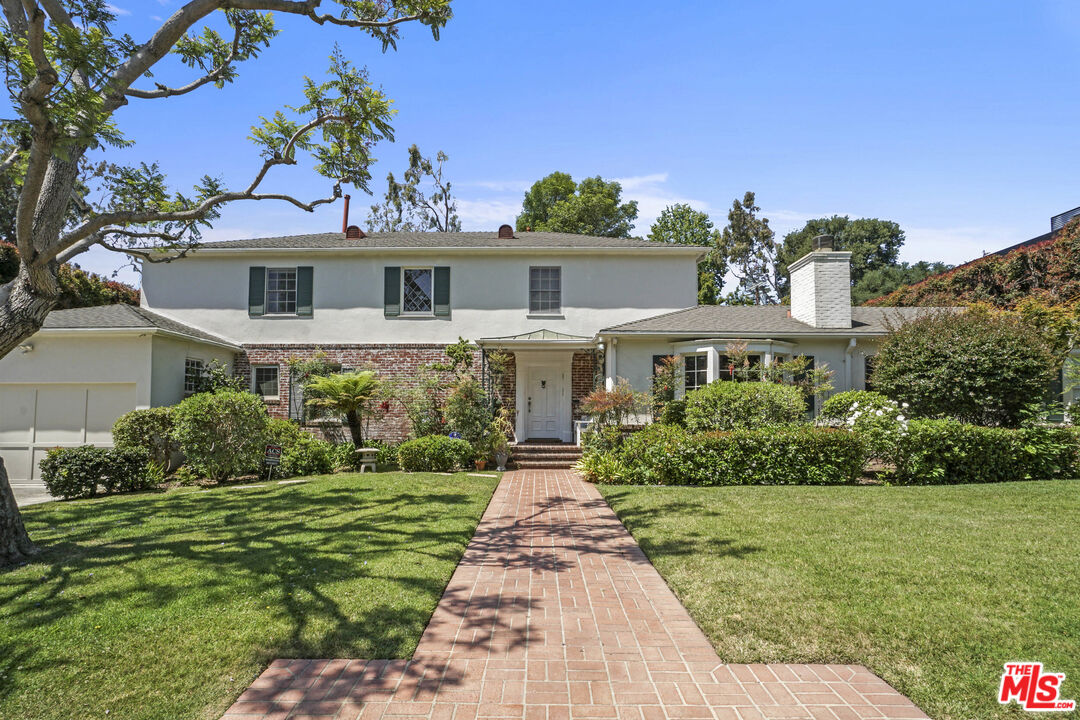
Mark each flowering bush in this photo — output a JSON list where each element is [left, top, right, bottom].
[[580, 379, 647, 428], [819, 390, 907, 460]]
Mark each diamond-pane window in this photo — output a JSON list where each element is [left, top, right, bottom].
[[266, 268, 297, 314], [403, 268, 433, 313], [529, 267, 561, 313]]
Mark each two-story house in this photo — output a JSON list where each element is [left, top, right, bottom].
[[0, 224, 949, 482]]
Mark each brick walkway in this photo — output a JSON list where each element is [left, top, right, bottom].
[[224, 470, 927, 720]]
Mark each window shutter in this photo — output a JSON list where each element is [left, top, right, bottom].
[[248, 266, 266, 316], [296, 266, 314, 317], [384, 266, 401, 316], [433, 266, 451, 316]]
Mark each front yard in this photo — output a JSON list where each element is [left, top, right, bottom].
[[600, 479, 1080, 720], [0, 471, 498, 720]]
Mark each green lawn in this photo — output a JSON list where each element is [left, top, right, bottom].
[[0, 471, 498, 720], [599, 480, 1080, 720]]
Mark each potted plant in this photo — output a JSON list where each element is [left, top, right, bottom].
[[488, 408, 514, 471]]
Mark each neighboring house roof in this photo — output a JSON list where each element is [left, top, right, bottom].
[[601, 305, 960, 337], [40, 305, 239, 349], [192, 231, 704, 252]]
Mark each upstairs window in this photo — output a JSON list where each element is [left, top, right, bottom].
[[266, 268, 297, 314], [184, 358, 204, 395], [684, 354, 707, 392], [402, 268, 434, 314], [529, 267, 562, 314], [252, 365, 280, 399]]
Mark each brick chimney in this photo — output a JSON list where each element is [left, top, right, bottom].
[[789, 234, 852, 328]]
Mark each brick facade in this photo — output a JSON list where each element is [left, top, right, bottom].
[[570, 351, 598, 422]]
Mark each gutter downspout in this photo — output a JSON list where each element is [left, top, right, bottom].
[[845, 337, 857, 390]]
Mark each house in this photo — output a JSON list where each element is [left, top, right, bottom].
[[0, 224, 943, 482]]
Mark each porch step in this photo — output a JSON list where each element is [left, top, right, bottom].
[[509, 443, 582, 470]]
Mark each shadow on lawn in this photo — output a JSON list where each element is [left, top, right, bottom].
[[0, 477, 490, 700]]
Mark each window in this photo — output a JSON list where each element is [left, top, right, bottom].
[[252, 365, 280, 398], [184, 358, 204, 395], [266, 268, 297, 314], [685, 354, 707, 392], [402, 267, 433, 314], [864, 356, 876, 391], [717, 354, 762, 381], [529, 266, 561, 314]]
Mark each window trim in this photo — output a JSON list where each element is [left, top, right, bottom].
[[264, 267, 298, 316], [528, 265, 562, 315], [183, 357, 204, 396], [684, 353, 708, 393], [251, 364, 281, 400], [400, 266, 435, 316]]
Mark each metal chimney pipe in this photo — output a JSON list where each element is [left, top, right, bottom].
[[341, 194, 351, 233]]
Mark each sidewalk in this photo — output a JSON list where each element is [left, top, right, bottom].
[[224, 469, 927, 720]]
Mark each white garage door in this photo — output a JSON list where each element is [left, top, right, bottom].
[[0, 383, 137, 481]]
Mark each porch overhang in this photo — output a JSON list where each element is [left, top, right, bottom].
[[477, 329, 597, 351]]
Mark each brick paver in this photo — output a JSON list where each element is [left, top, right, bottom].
[[224, 470, 927, 720]]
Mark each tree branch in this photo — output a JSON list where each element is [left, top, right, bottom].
[[0, 148, 20, 175], [125, 19, 243, 99]]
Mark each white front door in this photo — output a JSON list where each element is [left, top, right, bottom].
[[526, 365, 564, 440]]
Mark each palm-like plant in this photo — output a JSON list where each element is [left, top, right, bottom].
[[304, 371, 380, 447]]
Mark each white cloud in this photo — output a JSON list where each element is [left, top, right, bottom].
[[613, 172, 714, 235], [460, 180, 531, 193], [106, 4, 131, 16], [455, 198, 521, 230], [901, 224, 1023, 266]]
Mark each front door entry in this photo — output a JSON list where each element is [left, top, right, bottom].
[[526, 365, 562, 439]]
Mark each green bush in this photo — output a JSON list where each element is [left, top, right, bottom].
[[819, 390, 907, 460], [397, 435, 473, 472], [172, 390, 269, 482], [684, 381, 805, 432], [265, 418, 336, 478], [609, 424, 866, 486], [112, 407, 177, 470], [891, 419, 1080, 484], [659, 398, 687, 427], [445, 376, 492, 448], [581, 425, 624, 455], [40, 446, 153, 500], [872, 307, 1057, 427], [574, 451, 627, 484]]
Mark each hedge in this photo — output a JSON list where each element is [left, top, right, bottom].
[[40, 446, 153, 500], [684, 381, 805, 432], [891, 419, 1080, 484], [593, 423, 867, 486], [397, 435, 473, 472]]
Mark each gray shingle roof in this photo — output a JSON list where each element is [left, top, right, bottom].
[[42, 305, 238, 347], [196, 231, 703, 251], [601, 305, 961, 336]]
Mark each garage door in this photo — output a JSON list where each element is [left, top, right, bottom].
[[0, 383, 137, 482]]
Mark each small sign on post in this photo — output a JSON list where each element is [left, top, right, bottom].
[[264, 443, 282, 481]]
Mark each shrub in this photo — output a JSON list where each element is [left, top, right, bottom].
[[172, 389, 269, 482], [891, 419, 1080, 484], [611, 424, 866, 486], [581, 425, 624, 456], [683, 381, 805, 432], [574, 451, 627, 484], [397, 435, 473, 472], [40, 446, 153, 500], [580, 379, 646, 428], [819, 390, 907, 460], [112, 407, 177, 470], [659, 398, 687, 427], [445, 376, 492, 448], [265, 418, 336, 478], [872, 306, 1057, 427]]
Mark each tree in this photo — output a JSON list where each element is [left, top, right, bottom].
[[0, 1, 452, 564], [648, 203, 726, 304], [872, 307, 1057, 427], [367, 144, 460, 232], [718, 192, 779, 304], [775, 216, 907, 300], [852, 260, 951, 305], [304, 370, 381, 447], [1, 242, 139, 308], [515, 173, 638, 237]]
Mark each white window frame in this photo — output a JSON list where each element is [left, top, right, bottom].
[[684, 353, 708, 393], [252, 364, 280, 399], [401, 266, 434, 316], [183, 358, 204, 395], [528, 266, 562, 315], [265, 267, 298, 315]]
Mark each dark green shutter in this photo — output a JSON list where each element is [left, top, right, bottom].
[[384, 266, 401, 316], [434, 266, 451, 316], [248, 266, 266, 316], [296, 266, 313, 317]]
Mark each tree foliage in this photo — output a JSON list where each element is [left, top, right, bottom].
[[304, 370, 381, 447], [367, 144, 460, 232], [0, 241, 137, 308], [648, 203, 725, 304], [852, 260, 951, 305], [719, 192, 779, 304], [871, 307, 1057, 427], [515, 172, 638, 237]]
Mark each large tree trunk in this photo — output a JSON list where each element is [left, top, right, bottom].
[[0, 456, 38, 566], [345, 410, 364, 447], [0, 261, 60, 358]]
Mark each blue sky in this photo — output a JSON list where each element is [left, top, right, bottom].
[[80, 0, 1080, 284]]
